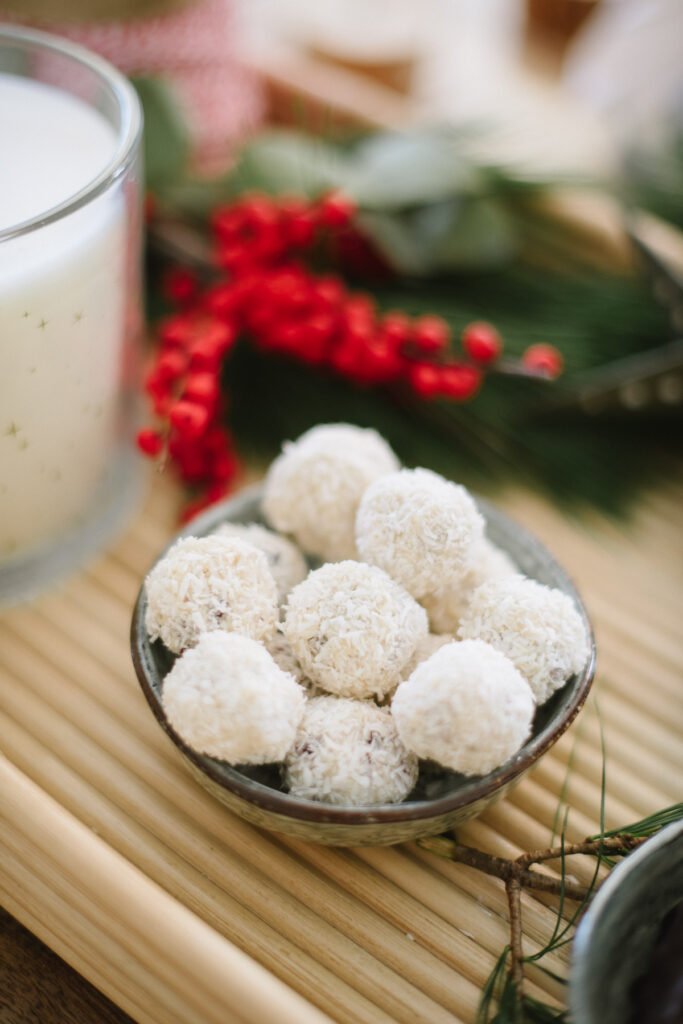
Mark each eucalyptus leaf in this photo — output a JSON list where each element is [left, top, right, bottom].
[[131, 76, 189, 190], [345, 131, 482, 208], [227, 131, 348, 197]]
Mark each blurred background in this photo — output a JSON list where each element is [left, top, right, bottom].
[[2, 0, 683, 509]]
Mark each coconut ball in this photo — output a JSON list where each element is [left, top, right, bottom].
[[265, 630, 321, 693], [356, 468, 485, 599], [283, 560, 428, 700], [403, 632, 452, 678], [212, 522, 307, 603], [262, 423, 400, 562], [421, 538, 517, 634], [145, 535, 278, 653], [392, 639, 535, 776], [457, 576, 590, 704], [284, 696, 418, 805], [162, 632, 305, 764]]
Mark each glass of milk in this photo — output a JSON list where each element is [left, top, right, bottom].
[[0, 26, 143, 604]]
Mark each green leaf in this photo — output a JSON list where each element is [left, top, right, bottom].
[[345, 130, 482, 208], [131, 76, 190, 190], [413, 198, 518, 270], [227, 131, 347, 197]]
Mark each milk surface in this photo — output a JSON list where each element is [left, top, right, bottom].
[[0, 75, 128, 560]]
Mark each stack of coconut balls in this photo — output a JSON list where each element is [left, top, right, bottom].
[[145, 424, 590, 807]]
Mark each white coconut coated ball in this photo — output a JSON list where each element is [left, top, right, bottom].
[[262, 423, 400, 562], [145, 535, 278, 653], [283, 561, 428, 700], [265, 630, 318, 691], [212, 522, 308, 603], [162, 632, 305, 764], [355, 468, 485, 599], [284, 696, 418, 805], [458, 576, 590, 704], [392, 639, 535, 776], [421, 538, 517, 634], [403, 632, 452, 678]]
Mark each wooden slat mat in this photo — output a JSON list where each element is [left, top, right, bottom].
[[1, 473, 681, 1024]]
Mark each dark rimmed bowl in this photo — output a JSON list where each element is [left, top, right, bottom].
[[131, 485, 596, 846], [570, 819, 683, 1024]]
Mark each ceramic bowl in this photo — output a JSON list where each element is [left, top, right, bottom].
[[570, 819, 683, 1024], [131, 485, 596, 846]]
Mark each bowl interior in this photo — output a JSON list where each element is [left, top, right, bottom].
[[131, 487, 595, 824]]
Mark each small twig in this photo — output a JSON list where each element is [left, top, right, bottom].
[[516, 833, 647, 868], [418, 836, 590, 902], [506, 877, 524, 1014]]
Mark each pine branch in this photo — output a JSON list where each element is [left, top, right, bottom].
[[418, 802, 683, 1023]]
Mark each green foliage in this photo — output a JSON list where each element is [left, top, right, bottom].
[[132, 76, 190, 190], [156, 126, 589, 275], [225, 266, 672, 512]]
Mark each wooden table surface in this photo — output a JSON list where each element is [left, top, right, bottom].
[[1, 470, 681, 1024]]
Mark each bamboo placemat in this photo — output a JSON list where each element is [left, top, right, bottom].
[[1, 471, 681, 1024]]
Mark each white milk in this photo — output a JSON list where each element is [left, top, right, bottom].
[[0, 74, 127, 561]]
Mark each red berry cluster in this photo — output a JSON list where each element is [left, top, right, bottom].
[[138, 191, 563, 517]]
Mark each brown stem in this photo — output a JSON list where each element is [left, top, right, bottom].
[[418, 836, 590, 902], [516, 833, 647, 868], [506, 877, 524, 1014]]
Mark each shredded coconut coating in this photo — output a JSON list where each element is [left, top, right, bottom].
[[145, 535, 278, 653], [457, 576, 590, 704], [356, 468, 485, 599], [392, 639, 535, 776], [262, 423, 400, 562], [162, 632, 306, 764], [283, 561, 428, 700], [212, 521, 308, 603], [266, 630, 311, 688], [284, 696, 418, 805], [421, 538, 517, 634], [403, 632, 452, 678]]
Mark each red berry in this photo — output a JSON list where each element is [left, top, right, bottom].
[[312, 276, 345, 310], [381, 312, 412, 349], [211, 205, 247, 241], [206, 481, 231, 502], [298, 314, 336, 364], [203, 285, 238, 320], [183, 372, 220, 408], [136, 428, 164, 457], [155, 350, 188, 382], [439, 364, 482, 400], [280, 200, 316, 248], [462, 321, 502, 364], [345, 295, 375, 320], [361, 339, 403, 384], [522, 343, 564, 379], [318, 192, 356, 229], [216, 243, 256, 277], [188, 322, 235, 370], [159, 314, 192, 349], [240, 194, 279, 230], [210, 452, 238, 484], [169, 400, 210, 439], [409, 362, 442, 398], [413, 315, 450, 354], [163, 267, 198, 306]]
